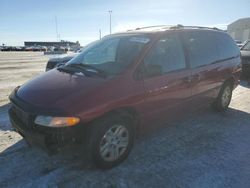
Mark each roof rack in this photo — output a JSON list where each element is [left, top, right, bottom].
[[126, 25, 174, 32], [170, 25, 221, 31], [134, 25, 171, 30], [128, 24, 222, 32]]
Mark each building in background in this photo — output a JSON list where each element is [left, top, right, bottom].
[[24, 40, 81, 51], [227, 17, 250, 43]]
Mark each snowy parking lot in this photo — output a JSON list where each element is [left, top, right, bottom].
[[0, 52, 250, 188]]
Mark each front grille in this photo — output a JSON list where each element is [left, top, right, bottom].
[[11, 105, 34, 129]]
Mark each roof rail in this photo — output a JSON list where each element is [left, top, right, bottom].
[[169, 24, 184, 29], [134, 25, 171, 31], [127, 24, 222, 32], [170, 25, 221, 31]]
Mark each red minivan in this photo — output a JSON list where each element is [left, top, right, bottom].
[[9, 25, 241, 169]]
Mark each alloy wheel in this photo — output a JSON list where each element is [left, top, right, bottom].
[[221, 86, 231, 108], [99, 125, 129, 162]]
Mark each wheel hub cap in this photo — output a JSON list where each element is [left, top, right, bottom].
[[99, 125, 129, 162], [221, 86, 231, 107]]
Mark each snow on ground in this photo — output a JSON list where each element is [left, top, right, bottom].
[[0, 52, 250, 188]]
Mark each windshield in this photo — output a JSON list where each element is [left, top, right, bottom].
[[66, 35, 151, 75], [241, 41, 250, 51]]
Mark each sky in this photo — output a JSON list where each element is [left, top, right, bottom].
[[0, 0, 250, 46]]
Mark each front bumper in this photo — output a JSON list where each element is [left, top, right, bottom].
[[8, 89, 87, 154]]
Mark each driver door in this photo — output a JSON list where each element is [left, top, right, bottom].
[[140, 33, 192, 127]]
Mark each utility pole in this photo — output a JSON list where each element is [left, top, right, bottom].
[[108, 10, 112, 34], [99, 29, 102, 39]]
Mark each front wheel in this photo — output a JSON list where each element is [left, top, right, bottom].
[[214, 83, 233, 111], [88, 115, 135, 169]]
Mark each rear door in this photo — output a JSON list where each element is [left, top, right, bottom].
[[181, 30, 223, 103], [138, 32, 192, 126]]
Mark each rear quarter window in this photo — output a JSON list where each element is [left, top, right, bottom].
[[215, 33, 240, 60]]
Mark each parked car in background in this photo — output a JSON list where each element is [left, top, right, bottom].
[[1, 46, 24, 51], [45, 48, 89, 71], [235, 40, 244, 48], [9, 25, 241, 169], [45, 41, 98, 71], [45, 55, 76, 71], [240, 40, 250, 79]]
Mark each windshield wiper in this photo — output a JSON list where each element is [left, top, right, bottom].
[[67, 64, 107, 78], [57, 66, 76, 74]]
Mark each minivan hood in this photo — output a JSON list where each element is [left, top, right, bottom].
[[17, 69, 107, 110]]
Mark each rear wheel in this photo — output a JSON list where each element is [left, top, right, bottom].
[[214, 82, 233, 111], [88, 114, 135, 169]]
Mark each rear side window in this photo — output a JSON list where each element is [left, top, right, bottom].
[[182, 31, 219, 68], [216, 33, 240, 60], [143, 33, 186, 77]]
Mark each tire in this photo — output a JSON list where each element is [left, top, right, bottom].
[[87, 114, 135, 169], [214, 82, 233, 111]]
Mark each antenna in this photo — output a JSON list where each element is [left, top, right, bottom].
[[99, 29, 102, 39], [108, 10, 112, 34], [55, 16, 60, 41]]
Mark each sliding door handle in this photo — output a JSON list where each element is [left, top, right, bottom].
[[192, 73, 201, 81], [183, 76, 192, 83]]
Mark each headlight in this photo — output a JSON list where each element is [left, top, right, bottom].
[[34, 116, 80, 127]]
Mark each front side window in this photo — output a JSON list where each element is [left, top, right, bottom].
[[142, 34, 186, 78], [67, 35, 151, 75]]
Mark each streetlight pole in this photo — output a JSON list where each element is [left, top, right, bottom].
[[55, 16, 60, 42], [108, 10, 112, 34]]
